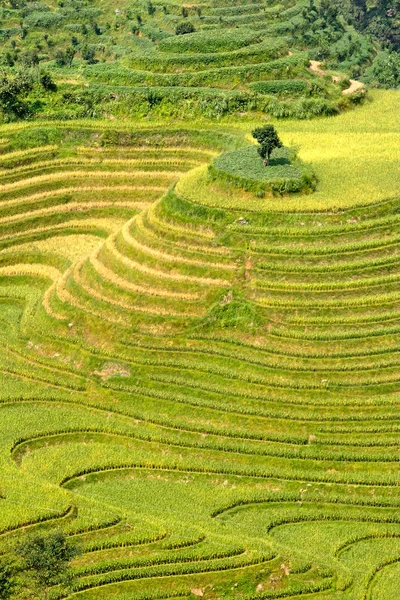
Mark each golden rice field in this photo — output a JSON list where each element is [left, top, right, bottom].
[[0, 89, 399, 600]]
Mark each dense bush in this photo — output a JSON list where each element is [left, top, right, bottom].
[[333, 0, 400, 49], [0, 69, 34, 121], [24, 10, 64, 28], [364, 50, 400, 88], [175, 21, 195, 36]]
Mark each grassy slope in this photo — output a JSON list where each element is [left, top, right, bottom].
[[0, 0, 398, 598], [0, 87, 398, 600], [0, 0, 373, 119]]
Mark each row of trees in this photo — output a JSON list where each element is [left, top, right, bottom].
[[0, 531, 79, 600]]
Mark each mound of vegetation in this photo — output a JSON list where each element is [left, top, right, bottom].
[[210, 125, 316, 196], [211, 145, 316, 195]]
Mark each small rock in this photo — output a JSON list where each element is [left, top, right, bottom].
[[256, 583, 264, 591], [237, 217, 248, 226], [191, 589, 204, 597]]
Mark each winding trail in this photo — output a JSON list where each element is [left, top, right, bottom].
[[309, 60, 366, 95]]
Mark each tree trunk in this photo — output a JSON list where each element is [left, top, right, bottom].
[[264, 155, 270, 167]]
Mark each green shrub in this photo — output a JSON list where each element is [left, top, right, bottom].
[[175, 21, 195, 36], [363, 50, 400, 88]]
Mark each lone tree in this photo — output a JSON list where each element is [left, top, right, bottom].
[[17, 531, 79, 600], [252, 124, 282, 167]]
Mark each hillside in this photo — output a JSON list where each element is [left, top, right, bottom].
[[0, 0, 399, 598], [0, 0, 376, 120], [0, 87, 397, 598]]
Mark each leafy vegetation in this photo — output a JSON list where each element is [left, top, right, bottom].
[[252, 125, 283, 167], [210, 145, 316, 195], [0, 0, 388, 120], [17, 531, 80, 599]]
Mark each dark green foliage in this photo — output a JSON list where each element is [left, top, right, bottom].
[[17, 531, 79, 600], [55, 45, 77, 67], [81, 43, 96, 63], [55, 49, 67, 66], [55, 46, 76, 67], [364, 50, 400, 87], [0, 51, 15, 67], [0, 69, 33, 120], [299, 0, 345, 49], [40, 71, 57, 91], [20, 49, 39, 67], [0, 561, 16, 600], [24, 10, 64, 28], [334, 0, 400, 49], [252, 124, 283, 166], [175, 21, 195, 36], [65, 46, 76, 66]]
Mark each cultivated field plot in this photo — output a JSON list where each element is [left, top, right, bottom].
[[0, 90, 400, 600]]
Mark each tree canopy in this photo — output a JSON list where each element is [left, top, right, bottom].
[[17, 531, 79, 600], [252, 125, 283, 167]]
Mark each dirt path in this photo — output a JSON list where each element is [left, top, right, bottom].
[[309, 60, 325, 76], [342, 79, 365, 95], [308, 60, 365, 96]]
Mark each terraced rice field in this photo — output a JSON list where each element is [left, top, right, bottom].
[[77, 0, 365, 119], [0, 90, 400, 600]]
